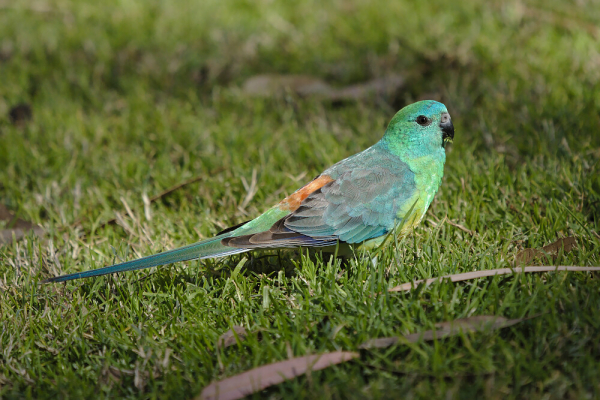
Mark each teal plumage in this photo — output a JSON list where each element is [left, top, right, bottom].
[[45, 100, 454, 283]]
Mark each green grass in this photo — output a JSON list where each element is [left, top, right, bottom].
[[1, 0, 600, 398]]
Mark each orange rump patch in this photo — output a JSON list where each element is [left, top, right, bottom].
[[278, 175, 334, 212]]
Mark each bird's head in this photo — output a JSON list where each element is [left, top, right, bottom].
[[382, 100, 454, 157]]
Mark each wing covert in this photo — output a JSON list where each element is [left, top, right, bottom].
[[284, 160, 416, 243]]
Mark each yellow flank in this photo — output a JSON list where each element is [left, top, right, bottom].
[[356, 206, 424, 251]]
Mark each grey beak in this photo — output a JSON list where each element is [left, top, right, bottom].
[[440, 113, 454, 143], [441, 120, 454, 141]]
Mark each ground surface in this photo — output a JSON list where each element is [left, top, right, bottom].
[[1, 0, 600, 398]]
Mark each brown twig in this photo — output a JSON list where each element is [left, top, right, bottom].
[[149, 170, 222, 202], [446, 219, 476, 236], [83, 167, 226, 233]]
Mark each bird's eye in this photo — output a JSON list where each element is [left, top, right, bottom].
[[416, 115, 431, 126]]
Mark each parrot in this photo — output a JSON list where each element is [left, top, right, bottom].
[[45, 100, 454, 283]]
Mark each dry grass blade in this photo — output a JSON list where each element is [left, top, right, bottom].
[[389, 266, 600, 292], [242, 74, 332, 97], [446, 219, 476, 236], [359, 337, 400, 349], [0, 204, 44, 245], [515, 237, 576, 265], [148, 169, 225, 202], [34, 341, 59, 355], [198, 351, 359, 400], [326, 74, 405, 102], [242, 74, 404, 102], [217, 326, 247, 349], [360, 315, 529, 349]]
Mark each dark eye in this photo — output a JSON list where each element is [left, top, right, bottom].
[[416, 115, 431, 126]]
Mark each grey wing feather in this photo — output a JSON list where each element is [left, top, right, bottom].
[[283, 148, 417, 244]]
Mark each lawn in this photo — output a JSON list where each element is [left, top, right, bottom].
[[1, 0, 600, 398]]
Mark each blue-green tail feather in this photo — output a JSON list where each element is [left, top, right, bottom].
[[44, 235, 248, 283]]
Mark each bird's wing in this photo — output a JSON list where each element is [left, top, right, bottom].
[[224, 157, 417, 248]]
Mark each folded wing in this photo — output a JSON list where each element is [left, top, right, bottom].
[[224, 153, 416, 248]]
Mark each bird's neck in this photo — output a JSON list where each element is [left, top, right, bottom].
[[377, 140, 446, 203], [377, 139, 446, 174]]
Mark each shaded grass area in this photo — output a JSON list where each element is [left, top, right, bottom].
[[1, 0, 599, 398]]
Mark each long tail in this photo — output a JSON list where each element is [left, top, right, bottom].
[[44, 236, 248, 283]]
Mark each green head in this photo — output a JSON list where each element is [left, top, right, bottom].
[[381, 100, 454, 158]]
